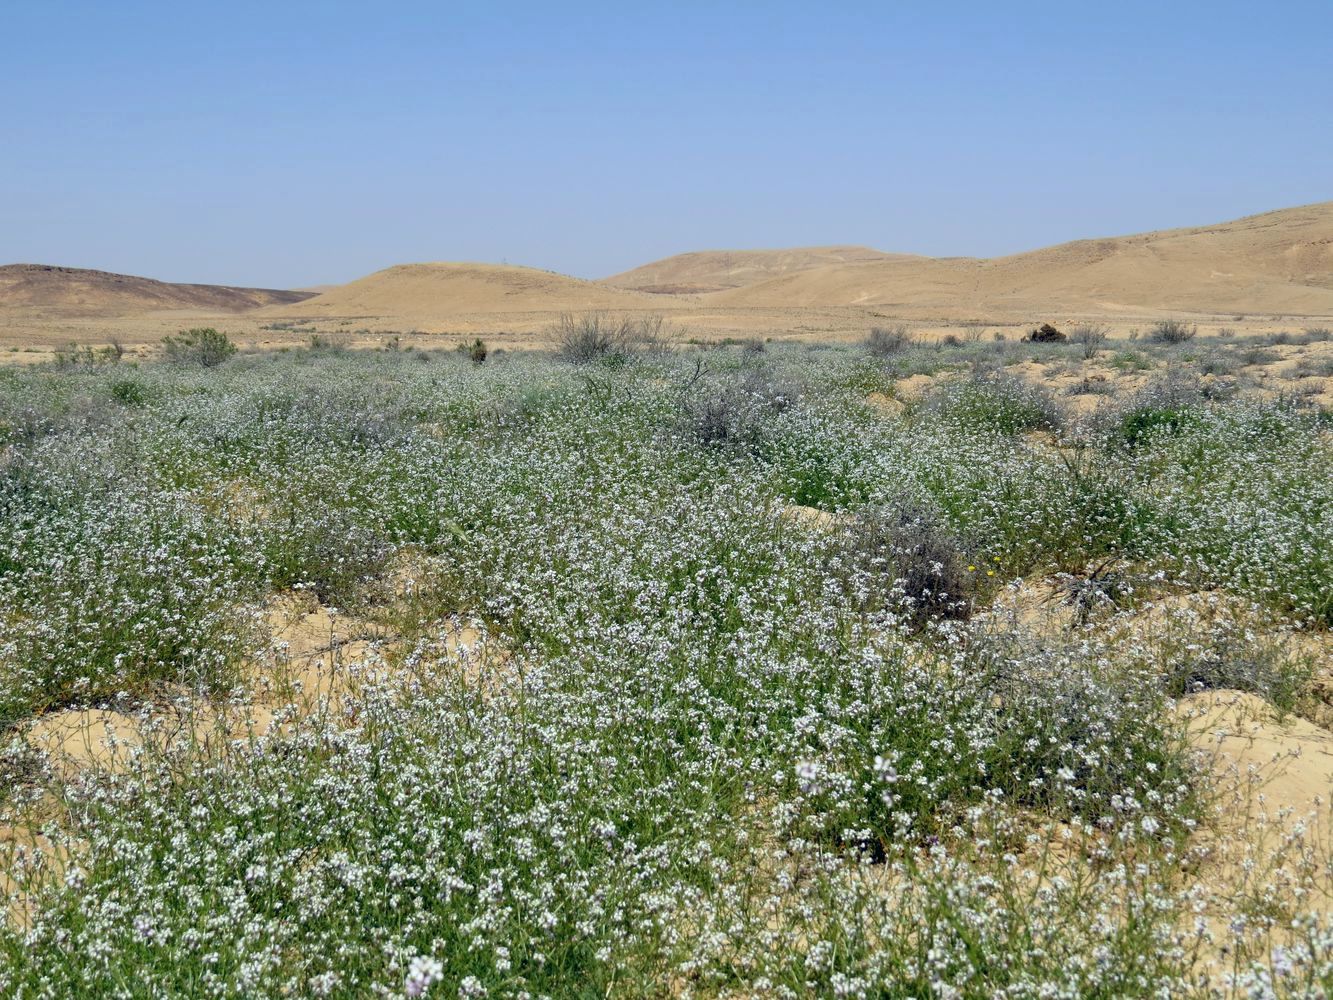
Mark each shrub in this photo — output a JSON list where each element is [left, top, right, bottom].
[[738, 337, 766, 359], [162, 328, 237, 366], [1241, 346, 1280, 366], [466, 338, 488, 365], [1027, 323, 1066, 343], [109, 378, 148, 407], [839, 501, 974, 628], [1149, 319, 1197, 344], [553, 313, 670, 364], [1069, 323, 1109, 359], [678, 370, 801, 447], [864, 324, 914, 356]]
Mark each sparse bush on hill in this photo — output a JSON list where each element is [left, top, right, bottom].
[[1106, 374, 1207, 447], [162, 327, 237, 366]]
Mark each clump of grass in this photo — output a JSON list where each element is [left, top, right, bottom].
[[1110, 349, 1154, 371]]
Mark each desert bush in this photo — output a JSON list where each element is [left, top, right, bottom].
[[553, 312, 671, 364], [738, 337, 766, 359], [1195, 350, 1239, 377], [162, 327, 237, 366], [864, 324, 914, 356], [1069, 322, 1109, 359], [678, 369, 801, 447], [52, 343, 122, 368], [463, 337, 488, 364], [109, 377, 148, 406], [1026, 323, 1066, 343], [1149, 319, 1197, 344], [837, 501, 974, 628], [1241, 346, 1280, 366]]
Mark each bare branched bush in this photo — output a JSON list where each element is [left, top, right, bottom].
[[1069, 323, 1109, 359], [553, 313, 674, 364]]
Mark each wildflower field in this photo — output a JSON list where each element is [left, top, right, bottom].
[[2, 329, 1332, 997]]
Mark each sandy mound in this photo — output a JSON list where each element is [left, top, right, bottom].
[[1180, 690, 1333, 830], [264, 262, 654, 320], [709, 202, 1333, 316], [602, 246, 905, 294], [0, 264, 313, 317]]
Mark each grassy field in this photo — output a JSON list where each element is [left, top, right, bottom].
[[2, 327, 1332, 997]]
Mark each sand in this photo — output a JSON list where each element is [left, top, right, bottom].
[[603, 246, 905, 294], [2, 202, 1332, 354]]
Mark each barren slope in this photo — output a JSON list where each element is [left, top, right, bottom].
[[0, 264, 314, 316], [602, 246, 904, 294], [267, 262, 652, 319], [709, 202, 1333, 316]]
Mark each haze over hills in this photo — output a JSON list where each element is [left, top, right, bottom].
[[0, 264, 314, 317], [602, 246, 906, 294]]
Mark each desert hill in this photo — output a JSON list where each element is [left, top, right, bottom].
[[706, 202, 1333, 315], [0, 264, 314, 316], [602, 245, 904, 294], [267, 262, 653, 319]]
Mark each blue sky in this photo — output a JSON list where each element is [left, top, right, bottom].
[[3, 1, 1330, 287]]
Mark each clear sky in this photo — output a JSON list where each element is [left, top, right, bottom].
[[3, 1, 1331, 288]]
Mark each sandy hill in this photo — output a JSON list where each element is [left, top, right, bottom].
[[708, 202, 1333, 316], [0, 264, 313, 316], [267, 262, 654, 321], [602, 246, 904, 294]]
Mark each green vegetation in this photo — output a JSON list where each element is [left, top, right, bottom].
[[0, 336, 1330, 996], [162, 326, 237, 366]]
